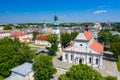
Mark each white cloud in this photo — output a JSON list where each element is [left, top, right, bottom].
[[94, 10, 107, 14]]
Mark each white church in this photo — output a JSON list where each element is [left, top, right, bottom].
[[62, 26, 104, 68]]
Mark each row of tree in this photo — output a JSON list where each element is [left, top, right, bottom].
[[60, 32, 79, 48], [33, 54, 56, 80], [0, 37, 34, 78], [46, 34, 59, 55], [59, 64, 117, 80], [98, 30, 120, 58]]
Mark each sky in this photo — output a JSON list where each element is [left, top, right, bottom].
[[0, 0, 120, 24]]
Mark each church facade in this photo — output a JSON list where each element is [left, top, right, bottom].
[[62, 29, 104, 68]]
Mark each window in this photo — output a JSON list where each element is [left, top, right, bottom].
[[71, 54, 73, 61], [96, 58, 98, 64], [89, 57, 92, 63], [65, 54, 67, 60], [80, 44, 83, 46]]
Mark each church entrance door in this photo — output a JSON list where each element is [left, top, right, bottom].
[[79, 59, 82, 64]]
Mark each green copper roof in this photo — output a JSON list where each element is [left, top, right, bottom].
[[53, 15, 59, 27], [54, 15, 58, 21], [53, 21, 59, 26]]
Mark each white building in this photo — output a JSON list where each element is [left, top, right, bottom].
[[0, 30, 11, 38], [93, 22, 102, 31], [62, 29, 104, 68], [5, 62, 34, 80], [0, 26, 4, 30]]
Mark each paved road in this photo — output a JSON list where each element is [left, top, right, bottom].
[[51, 51, 72, 80], [94, 58, 120, 80], [53, 52, 72, 70]]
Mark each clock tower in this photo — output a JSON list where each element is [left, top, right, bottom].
[[52, 15, 60, 34]]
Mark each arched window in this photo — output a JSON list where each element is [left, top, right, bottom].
[[96, 58, 99, 64], [71, 54, 73, 61], [65, 54, 67, 60], [89, 57, 92, 63]]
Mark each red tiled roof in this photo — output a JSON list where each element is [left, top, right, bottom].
[[90, 40, 104, 53], [84, 30, 93, 40], [23, 38, 30, 41], [65, 42, 74, 49], [11, 32, 26, 37], [36, 34, 48, 40]]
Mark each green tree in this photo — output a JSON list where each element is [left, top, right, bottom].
[[112, 23, 120, 32], [0, 37, 33, 78], [0, 76, 4, 80], [104, 76, 117, 80], [47, 34, 58, 44], [3, 25, 12, 30], [33, 54, 56, 80], [71, 32, 79, 40], [98, 30, 112, 45], [46, 34, 58, 55], [49, 43, 58, 55], [59, 64, 104, 80], [33, 31, 39, 40], [60, 32, 71, 48], [110, 34, 120, 42], [110, 42, 120, 58]]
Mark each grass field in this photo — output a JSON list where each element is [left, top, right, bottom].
[[116, 57, 120, 72]]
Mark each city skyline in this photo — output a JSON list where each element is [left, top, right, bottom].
[[0, 0, 120, 24]]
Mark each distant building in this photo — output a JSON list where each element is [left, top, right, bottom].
[[35, 34, 51, 47], [0, 25, 4, 30], [92, 22, 102, 40], [93, 22, 102, 31], [5, 62, 34, 80], [10, 32, 33, 42], [0, 30, 12, 38], [62, 27, 104, 68]]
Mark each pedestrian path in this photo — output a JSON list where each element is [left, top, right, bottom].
[[53, 52, 72, 70], [94, 59, 120, 80]]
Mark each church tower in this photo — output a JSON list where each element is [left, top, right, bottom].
[[52, 15, 60, 34]]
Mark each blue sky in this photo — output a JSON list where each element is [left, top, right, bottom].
[[0, 0, 120, 23]]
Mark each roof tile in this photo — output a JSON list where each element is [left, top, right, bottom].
[[84, 30, 93, 40], [90, 40, 104, 53], [11, 32, 26, 37], [36, 34, 48, 40]]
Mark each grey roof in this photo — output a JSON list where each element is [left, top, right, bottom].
[[5, 74, 24, 80], [11, 62, 33, 76]]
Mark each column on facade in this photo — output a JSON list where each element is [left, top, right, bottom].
[[68, 53, 71, 63], [86, 55, 89, 65], [77, 58, 79, 64], [92, 55, 94, 66], [99, 56, 103, 66], [62, 52, 66, 62], [85, 55, 87, 64]]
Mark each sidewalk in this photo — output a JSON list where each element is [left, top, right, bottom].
[[94, 59, 120, 80]]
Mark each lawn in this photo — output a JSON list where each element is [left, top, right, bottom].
[[116, 57, 120, 72]]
